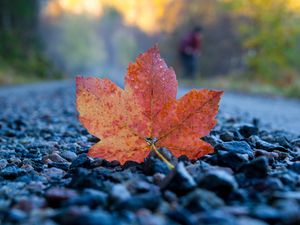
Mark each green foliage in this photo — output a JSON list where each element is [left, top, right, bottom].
[[223, 0, 300, 85], [0, 0, 62, 84]]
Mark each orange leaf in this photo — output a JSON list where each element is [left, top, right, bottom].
[[76, 46, 223, 164]]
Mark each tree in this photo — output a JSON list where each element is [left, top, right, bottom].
[[223, 0, 300, 84]]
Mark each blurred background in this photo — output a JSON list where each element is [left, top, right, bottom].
[[0, 0, 300, 97]]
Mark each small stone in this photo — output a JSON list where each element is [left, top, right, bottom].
[[64, 188, 108, 208], [107, 160, 120, 167], [47, 152, 68, 163], [110, 184, 131, 203], [251, 205, 281, 223], [48, 161, 70, 171], [254, 150, 278, 163], [201, 135, 221, 147], [60, 150, 77, 161], [0, 165, 26, 179], [143, 157, 170, 175], [219, 131, 235, 142], [291, 138, 300, 147], [166, 208, 196, 225], [196, 211, 237, 225], [90, 158, 104, 168], [253, 136, 287, 152], [181, 188, 224, 212], [218, 151, 249, 171], [70, 154, 91, 169], [7, 209, 27, 222], [43, 167, 66, 180], [160, 162, 196, 195], [198, 170, 238, 197], [288, 162, 300, 174], [163, 190, 178, 203], [216, 141, 253, 157], [238, 124, 259, 138], [152, 173, 166, 185], [14, 196, 45, 212], [9, 157, 22, 166], [237, 217, 268, 225], [68, 168, 102, 189], [274, 136, 292, 149], [114, 192, 161, 211], [73, 210, 115, 225], [136, 211, 168, 225], [253, 177, 283, 192], [122, 160, 141, 170], [240, 157, 269, 178], [45, 187, 77, 207], [0, 159, 8, 170]]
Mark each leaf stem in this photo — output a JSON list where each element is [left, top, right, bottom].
[[151, 144, 174, 170]]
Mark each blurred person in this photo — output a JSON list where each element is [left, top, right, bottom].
[[179, 26, 202, 79]]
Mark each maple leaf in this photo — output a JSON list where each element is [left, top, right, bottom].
[[76, 46, 223, 165]]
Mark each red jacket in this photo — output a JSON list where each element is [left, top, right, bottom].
[[180, 32, 202, 55]]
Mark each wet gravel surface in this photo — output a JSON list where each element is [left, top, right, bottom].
[[1, 81, 300, 225]]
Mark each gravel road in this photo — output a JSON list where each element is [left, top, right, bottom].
[[2, 80, 299, 134], [1, 79, 300, 225], [179, 87, 300, 134]]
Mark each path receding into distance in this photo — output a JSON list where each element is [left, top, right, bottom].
[[1, 80, 299, 134]]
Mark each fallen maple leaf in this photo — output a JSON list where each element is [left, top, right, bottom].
[[76, 46, 223, 165]]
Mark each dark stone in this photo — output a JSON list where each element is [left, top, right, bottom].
[[288, 162, 300, 174], [64, 189, 108, 208], [45, 187, 77, 207], [110, 184, 131, 204], [167, 208, 196, 225], [0, 165, 26, 179], [61, 210, 115, 225], [178, 155, 189, 163], [163, 190, 178, 203], [254, 150, 278, 164], [47, 152, 69, 163], [70, 154, 91, 169], [218, 151, 249, 171], [14, 196, 45, 212], [195, 211, 237, 225], [114, 192, 161, 211], [60, 150, 77, 161], [0, 159, 7, 170], [7, 209, 27, 223], [252, 177, 284, 192], [107, 160, 121, 167], [147, 148, 178, 166], [143, 157, 170, 175], [68, 168, 102, 189], [240, 157, 269, 178], [48, 161, 70, 171], [219, 131, 235, 142], [274, 136, 292, 149], [253, 136, 287, 152], [122, 160, 141, 170], [181, 188, 224, 212], [90, 158, 104, 168], [42, 167, 66, 181], [237, 217, 268, 225], [238, 124, 259, 138], [216, 141, 253, 157], [201, 135, 221, 147], [251, 205, 282, 223], [198, 170, 238, 197], [291, 138, 300, 147], [160, 162, 196, 195]]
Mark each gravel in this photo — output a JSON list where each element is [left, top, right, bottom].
[[0, 81, 300, 225]]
